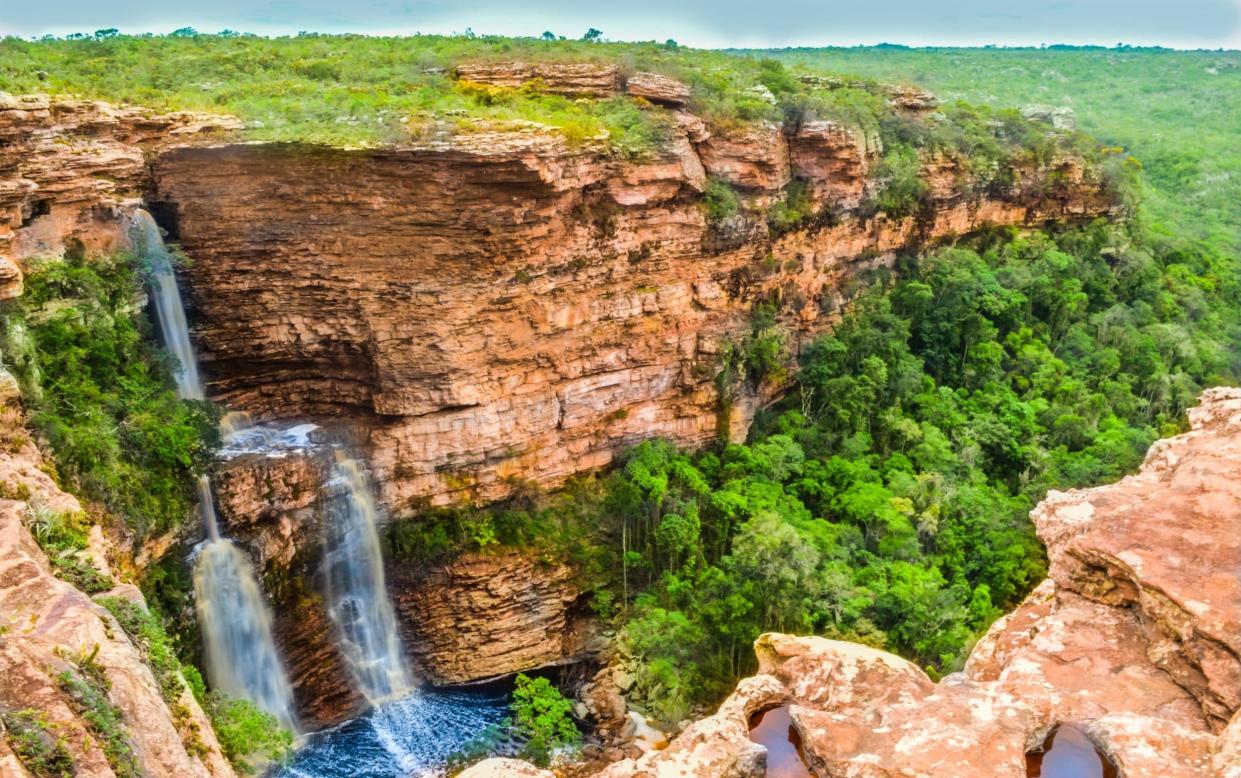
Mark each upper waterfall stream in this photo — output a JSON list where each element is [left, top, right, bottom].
[[132, 209, 298, 730]]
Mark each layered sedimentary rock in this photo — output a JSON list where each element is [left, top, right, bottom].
[[213, 444, 599, 726], [389, 551, 595, 684], [147, 104, 1115, 511], [497, 386, 1239, 778], [0, 403, 235, 777], [0, 92, 238, 298], [209, 443, 367, 730]]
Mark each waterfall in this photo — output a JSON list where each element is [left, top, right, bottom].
[[193, 483, 297, 730], [219, 411, 255, 440], [130, 210, 204, 401], [321, 454, 412, 703], [133, 208, 297, 730]]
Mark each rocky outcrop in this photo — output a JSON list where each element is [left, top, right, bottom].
[[0, 92, 238, 298], [624, 73, 691, 107], [0, 402, 235, 776], [453, 62, 691, 107], [455, 62, 621, 98], [389, 551, 595, 684], [503, 387, 1240, 778], [210, 443, 368, 730], [146, 106, 1115, 511]]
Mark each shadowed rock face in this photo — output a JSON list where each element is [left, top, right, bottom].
[[146, 116, 1115, 513], [389, 551, 596, 685], [479, 387, 1238, 778]]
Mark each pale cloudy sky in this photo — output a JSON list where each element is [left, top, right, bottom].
[[3, 0, 1240, 49]]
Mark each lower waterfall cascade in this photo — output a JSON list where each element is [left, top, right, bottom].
[[132, 207, 418, 738], [322, 453, 414, 703], [132, 210, 299, 727]]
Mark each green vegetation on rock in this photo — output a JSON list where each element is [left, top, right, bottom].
[[0, 250, 219, 537], [57, 646, 141, 778], [204, 692, 293, 775], [21, 503, 113, 593], [2, 709, 75, 778], [509, 673, 581, 767]]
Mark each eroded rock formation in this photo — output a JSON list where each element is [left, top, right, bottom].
[[0, 402, 235, 777], [390, 551, 596, 685], [488, 386, 1240, 778], [0, 92, 238, 298], [144, 98, 1116, 512]]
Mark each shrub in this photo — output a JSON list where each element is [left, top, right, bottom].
[[22, 504, 113, 593], [702, 177, 741, 223], [508, 674, 580, 767], [871, 144, 930, 218], [0, 252, 219, 536], [205, 692, 293, 775]]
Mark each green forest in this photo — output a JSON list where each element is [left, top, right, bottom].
[[2, 33, 1238, 731]]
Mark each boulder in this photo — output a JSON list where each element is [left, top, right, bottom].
[[625, 72, 691, 106]]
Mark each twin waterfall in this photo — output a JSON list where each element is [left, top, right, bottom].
[[133, 210, 410, 732], [323, 456, 412, 702]]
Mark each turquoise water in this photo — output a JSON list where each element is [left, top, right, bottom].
[[276, 685, 513, 778]]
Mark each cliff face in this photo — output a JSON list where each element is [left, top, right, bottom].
[[389, 551, 598, 685], [0, 93, 238, 298], [0, 402, 235, 777], [146, 105, 1115, 512], [495, 386, 1240, 778]]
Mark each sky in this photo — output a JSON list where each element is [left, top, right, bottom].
[[2, 0, 1240, 50]]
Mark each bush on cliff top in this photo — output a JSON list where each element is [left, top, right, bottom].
[[0, 33, 1098, 177]]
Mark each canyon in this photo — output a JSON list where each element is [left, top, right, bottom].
[[1, 74, 1120, 732], [0, 60, 1150, 774], [470, 386, 1241, 777]]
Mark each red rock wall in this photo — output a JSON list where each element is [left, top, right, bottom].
[[149, 120, 1114, 512], [0, 94, 238, 298]]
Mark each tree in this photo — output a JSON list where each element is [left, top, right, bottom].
[[94, 29, 119, 39], [170, 27, 198, 38], [541, 31, 556, 41], [509, 674, 580, 766], [582, 28, 603, 42]]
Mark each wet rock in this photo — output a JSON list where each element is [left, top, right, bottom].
[[390, 551, 593, 684]]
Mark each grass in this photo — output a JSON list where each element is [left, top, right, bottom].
[[0, 33, 1107, 186]]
